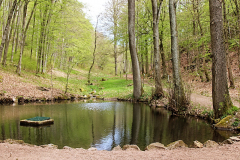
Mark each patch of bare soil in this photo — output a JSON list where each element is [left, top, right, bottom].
[[0, 69, 63, 100], [1, 142, 240, 160]]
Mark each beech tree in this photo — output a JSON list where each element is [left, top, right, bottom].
[[169, 0, 187, 111], [151, 0, 164, 98], [0, 0, 19, 63], [103, 0, 126, 75], [209, 0, 233, 118], [128, 0, 142, 99]]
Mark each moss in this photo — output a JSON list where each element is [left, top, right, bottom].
[[215, 115, 235, 130]]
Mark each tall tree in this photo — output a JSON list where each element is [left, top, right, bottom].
[[151, 0, 164, 98], [223, 0, 235, 88], [209, 0, 233, 118], [16, 0, 37, 75], [88, 15, 99, 84], [104, 0, 126, 75], [232, 0, 240, 70], [159, 5, 167, 79], [0, 0, 19, 62], [128, 0, 142, 99], [169, 0, 187, 111], [2, 2, 19, 66]]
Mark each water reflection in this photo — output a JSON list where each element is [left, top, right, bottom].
[[0, 102, 237, 150]]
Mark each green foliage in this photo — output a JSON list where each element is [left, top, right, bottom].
[[201, 109, 214, 118], [232, 118, 239, 127], [220, 106, 239, 119]]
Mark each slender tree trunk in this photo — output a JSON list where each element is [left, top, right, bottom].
[[114, 1, 118, 76], [192, 0, 196, 36], [145, 39, 149, 76], [11, 3, 20, 62], [169, 0, 187, 111], [30, 12, 36, 59], [37, 3, 47, 74], [0, 0, 18, 62], [223, 0, 235, 88], [209, 0, 233, 119], [16, 0, 37, 75], [234, 0, 240, 70], [124, 41, 128, 74], [2, 4, 18, 66], [128, 0, 142, 99], [88, 16, 99, 84], [160, 30, 167, 78], [16, 0, 28, 75], [125, 40, 128, 80], [0, 0, 3, 8], [160, 7, 167, 78], [152, 0, 164, 98]]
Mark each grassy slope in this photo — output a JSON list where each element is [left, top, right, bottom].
[[0, 64, 154, 100]]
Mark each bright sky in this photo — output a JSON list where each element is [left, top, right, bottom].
[[79, 0, 109, 25]]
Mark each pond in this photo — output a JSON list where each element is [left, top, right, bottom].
[[0, 101, 237, 150]]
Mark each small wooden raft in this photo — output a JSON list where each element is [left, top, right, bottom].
[[20, 116, 54, 126]]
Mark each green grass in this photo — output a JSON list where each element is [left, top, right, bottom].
[[0, 56, 155, 100]]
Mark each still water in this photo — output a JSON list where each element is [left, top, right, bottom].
[[0, 102, 237, 150]]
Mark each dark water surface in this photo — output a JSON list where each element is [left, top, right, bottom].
[[0, 102, 237, 150]]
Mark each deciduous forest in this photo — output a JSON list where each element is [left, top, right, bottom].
[[1, 0, 240, 158], [0, 0, 240, 118]]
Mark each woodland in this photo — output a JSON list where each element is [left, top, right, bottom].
[[0, 0, 240, 119]]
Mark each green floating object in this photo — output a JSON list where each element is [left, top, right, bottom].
[[20, 116, 54, 126], [26, 116, 50, 121]]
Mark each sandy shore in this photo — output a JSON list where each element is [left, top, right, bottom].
[[1, 141, 240, 160]]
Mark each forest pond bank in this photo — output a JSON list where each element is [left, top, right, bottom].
[[0, 101, 238, 150]]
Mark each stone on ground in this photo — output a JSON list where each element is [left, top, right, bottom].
[[222, 139, 234, 144], [88, 147, 97, 151], [193, 140, 203, 148], [112, 145, 122, 151], [167, 140, 188, 149], [229, 136, 240, 141], [41, 144, 58, 149], [145, 142, 166, 150], [122, 145, 140, 151], [203, 140, 219, 148]]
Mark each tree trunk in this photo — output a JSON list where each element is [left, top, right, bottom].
[[152, 0, 164, 98], [160, 30, 167, 78], [160, 7, 167, 78], [88, 16, 99, 84], [0, 0, 3, 8], [2, 4, 18, 66], [114, 1, 118, 76], [209, 0, 233, 119], [169, 0, 187, 111], [11, 3, 20, 62], [0, 0, 18, 62], [16, 0, 28, 75], [16, 0, 37, 75], [128, 0, 142, 99], [30, 12, 36, 59], [223, 0, 235, 88], [234, 0, 240, 71], [145, 39, 149, 76]]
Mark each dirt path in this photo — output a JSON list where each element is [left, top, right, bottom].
[[1, 142, 240, 160], [191, 93, 240, 109]]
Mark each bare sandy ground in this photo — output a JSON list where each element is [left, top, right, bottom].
[[1, 142, 240, 160]]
